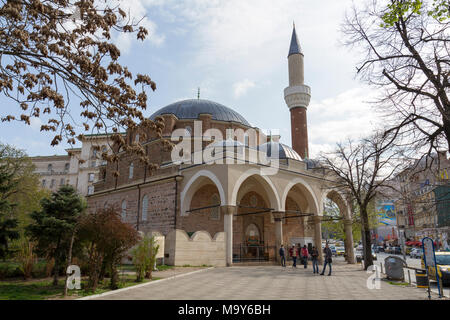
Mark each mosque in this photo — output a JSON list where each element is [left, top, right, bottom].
[[88, 26, 356, 266]]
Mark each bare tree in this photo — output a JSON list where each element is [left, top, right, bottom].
[[0, 1, 166, 170], [320, 132, 405, 269], [342, 0, 450, 161]]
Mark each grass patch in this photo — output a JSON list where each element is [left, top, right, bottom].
[[155, 265, 174, 271], [387, 281, 410, 286], [0, 279, 65, 300], [0, 274, 161, 300], [181, 264, 212, 268]]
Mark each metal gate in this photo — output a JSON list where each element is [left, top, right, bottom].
[[232, 244, 276, 262]]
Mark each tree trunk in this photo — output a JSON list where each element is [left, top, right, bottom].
[[52, 238, 61, 286], [64, 231, 75, 296], [110, 256, 118, 290], [360, 207, 374, 270]]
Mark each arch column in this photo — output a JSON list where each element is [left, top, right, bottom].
[[221, 205, 236, 267], [312, 216, 323, 264], [272, 211, 285, 262], [344, 219, 355, 264]]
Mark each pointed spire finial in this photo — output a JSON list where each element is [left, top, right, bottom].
[[288, 23, 303, 57]]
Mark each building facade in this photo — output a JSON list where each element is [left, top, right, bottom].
[[31, 134, 115, 196], [87, 26, 357, 266]]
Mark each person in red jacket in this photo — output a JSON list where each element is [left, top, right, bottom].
[[301, 245, 309, 269], [289, 245, 298, 268]]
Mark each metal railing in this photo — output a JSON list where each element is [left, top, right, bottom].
[[232, 244, 276, 262]]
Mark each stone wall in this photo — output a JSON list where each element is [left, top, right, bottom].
[[87, 179, 177, 235], [165, 229, 225, 266]]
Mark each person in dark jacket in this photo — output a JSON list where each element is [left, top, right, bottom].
[[310, 246, 319, 274], [320, 243, 332, 276], [301, 245, 309, 269], [279, 244, 286, 267]]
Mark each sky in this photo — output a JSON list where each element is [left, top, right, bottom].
[[0, 0, 385, 158]]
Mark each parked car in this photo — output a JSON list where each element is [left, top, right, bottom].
[[336, 246, 345, 256], [376, 246, 385, 253], [410, 248, 423, 259], [421, 252, 450, 286], [355, 248, 377, 261], [391, 246, 402, 255]]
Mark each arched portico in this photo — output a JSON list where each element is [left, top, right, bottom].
[[321, 189, 355, 264], [180, 169, 226, 216], [230, 172, 282, 262], [281, 178, 323, 263]]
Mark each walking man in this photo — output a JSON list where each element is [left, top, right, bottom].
[[320, 243, 333, 276], [289, 245, 298, 268], [311, 246, 319, 274], [279, 244, 286, 267], [301, 245, 309, 269]]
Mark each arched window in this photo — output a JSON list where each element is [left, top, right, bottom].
[[210, 194, 220, 220], [142, 195, 148, 221], [121, 200, 127, 220]]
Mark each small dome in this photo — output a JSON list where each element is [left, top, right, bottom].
[[150, 99, 251, 127], [257, 142, 302, 161]]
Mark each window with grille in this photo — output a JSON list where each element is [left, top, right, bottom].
[[142, 195, 148, 221], [121, 200, 127, 220], [210, 194, 220, 220], [129, 163, 134, 179]]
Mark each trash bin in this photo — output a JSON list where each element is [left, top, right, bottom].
[[415, 269, 429, 288], [384, 256, 406, 280]]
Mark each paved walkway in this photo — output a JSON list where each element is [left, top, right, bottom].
[[91, 261, 442, 300]]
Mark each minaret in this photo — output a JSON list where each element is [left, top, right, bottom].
[[284, 24, 311, 159]]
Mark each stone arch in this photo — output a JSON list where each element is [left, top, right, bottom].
[[230, 169, 281, 211], [321, 189, 350, 219], [280, 177, 320, 214], [180, 170, 226, 216]]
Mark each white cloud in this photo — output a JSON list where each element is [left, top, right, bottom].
[[105, 0, 166, 54], [233, 79, 255, 98], [308, 87, 382, 158]]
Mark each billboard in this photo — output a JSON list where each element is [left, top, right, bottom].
[[376, 201, 396, 226]]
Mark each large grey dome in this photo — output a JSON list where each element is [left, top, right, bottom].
[[150, 99, 251, 127]]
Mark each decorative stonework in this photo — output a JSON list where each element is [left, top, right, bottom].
[[284, 85, 311, 109]]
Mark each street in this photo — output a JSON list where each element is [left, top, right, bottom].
[[372, 252, 450, 298], [86, 259, 440, 300]]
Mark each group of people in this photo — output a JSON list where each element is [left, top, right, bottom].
[[279, 243, 333, 276]]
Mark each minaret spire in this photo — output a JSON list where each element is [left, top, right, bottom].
[[288, 22, 302, 57], [284, 24, 311, 159]]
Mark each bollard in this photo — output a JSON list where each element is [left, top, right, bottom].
[[380, 262, 383, 274], [408, 269, 411, 284]]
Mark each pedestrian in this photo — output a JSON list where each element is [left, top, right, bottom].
[[320, 243, 333, 276], [311, 246, 319, 274], [289, 245, 298, 268], [279, 244, 286, 267], [301, 245, 309, 269]]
